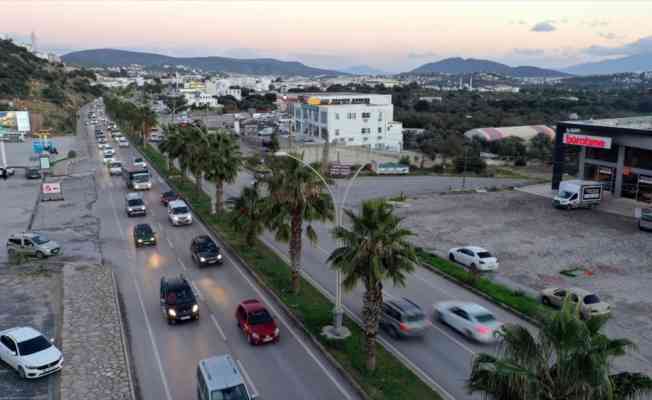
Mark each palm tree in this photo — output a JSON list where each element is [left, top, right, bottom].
[[138, 105, 158, 144], [468, 300, 652, 400], [203, 130, 242, 214], [229, 185, 266, 246], [158, 124, 184, 171], [265, 153, 334, 293], [328, 199, 417, 371], [185, 126, 209, 193]]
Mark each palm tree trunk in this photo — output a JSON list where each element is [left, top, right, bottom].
[[289, 210, 303, 293], [363, 280, 383, 371], [213, 180, 224, 215], [196, 172, 203, 193]]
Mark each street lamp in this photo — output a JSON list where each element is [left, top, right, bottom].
[[274, 151, 364, 339]]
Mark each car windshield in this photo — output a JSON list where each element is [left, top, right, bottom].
[[133, 174, 149, 183], [164, 191, 177, 199], [134, 158, 144, 164], [474, 313, 496, 323], [111, 163, 121, 168], [167, 287, 194, 304], [172, 206, 189, 215], [128, 199, 144, 206], [405, 312, 425, 323], [477, 251, 493, 259], [137, 226, 152, 235], [198, 241, 217, 252], [559, 190, 574, 199], [249, 309, 273, 325], [32, 235, 50, 245], [211, 384, 249, 400], [584, 294, 601, 304], [17, 335, 52, 356]]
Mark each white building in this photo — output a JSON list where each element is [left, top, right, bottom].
[[183, 91, 219, 108], [288, 93, 403, 151]]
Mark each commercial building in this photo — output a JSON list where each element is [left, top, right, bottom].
[[552, 116, 652, 203], [465, 125, 555, 142], [288, 93, 403, 151]]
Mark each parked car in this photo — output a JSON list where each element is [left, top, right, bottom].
[[540, 287, 611, 319], [639, 208, 652, 231], [125, 192, 147, 217], [434, 301, 503, 343], [0, 327, 63, 379], [380, 297, 429, 338], [160, 275, 199, 324], [6, 232, 61, 259], [160, 190, 178, 206], [448, 246, 499, 271], [168, 199, 192, 226], [25, 167, 41, 180], [235, 299, 279, 345], [133, 223, 156, 247], [190, 235, 223, 267], [197, 355, 252, 400]]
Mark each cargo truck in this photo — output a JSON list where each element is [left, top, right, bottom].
[[553, 180, 603, 209]]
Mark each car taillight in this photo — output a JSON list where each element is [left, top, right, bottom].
[[399, 322, 410, 332], [475, 325, 491, 335]]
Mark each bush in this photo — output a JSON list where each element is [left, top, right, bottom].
[[514, 158, 527, 167], [454, 153, 486, 174], [399, 155, 411, 166]]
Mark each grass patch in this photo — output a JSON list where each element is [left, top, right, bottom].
[[416, 249, 549, 322], [140, 143, 442, 400]]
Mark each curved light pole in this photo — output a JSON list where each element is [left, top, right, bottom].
[[274, 151, 364, 338]]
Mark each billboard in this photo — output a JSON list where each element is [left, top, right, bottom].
[[563, 133, 612, 149], [0, 111, 31, 135]]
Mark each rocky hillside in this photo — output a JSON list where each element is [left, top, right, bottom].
[[0, 39, 103, 132]]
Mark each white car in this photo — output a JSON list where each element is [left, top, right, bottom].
[[102, 153, 115, 164], [108, 161, 122, 176], [0, 327, 63, 379], [133, 157, 147, 169], [97, 142, 108, 150], [434, 302, 503, 343], [168, 199, 193, 226], [118, 139, 129, 148], [103, 147, 115, 157], [448, 246, 499, 271]]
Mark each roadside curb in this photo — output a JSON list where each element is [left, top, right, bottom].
[[138, 146, 372, 400], [111, 269, 137, 400]]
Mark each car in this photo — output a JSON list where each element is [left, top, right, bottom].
[[235, 299, 279, 345], [103, 147, 115, 156], [102, 153, 115, 164], [125, 192, 147, 217], [6, 167, 15, 176], [118, 139, 129, 148], [380, 297, 429, 338], [448, 246, 499, 271], [25, 167, 41, 180], [108, 161, 122, 176], [6, 232, 61, 259], [540, 287, 611, 319], [160, 275, 199, 324], [97, 143, 108, 150], [0, 327, 63, 379], [197, 355, 252, 400], [434, 301, 503, 343], [133, 223, 156, 247], [190, 235, 223, 267], [168, 199, 193, 226], [160, 190, 178, 206], [639, 208, 652, 231], [133, 157, 147, 169]]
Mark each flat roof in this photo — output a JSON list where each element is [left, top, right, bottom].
[[560, 116, 652, 132]]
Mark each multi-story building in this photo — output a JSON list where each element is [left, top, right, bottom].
[[288, 93, 403, 151]]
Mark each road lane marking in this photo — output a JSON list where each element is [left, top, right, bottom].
[[210, 314, 228, 342], [190, 280, 203, 300], [178, 258, 187, 271], [166, 237, 174, 249], [157, 222, 163, 232], [237, 359, 260, 399]]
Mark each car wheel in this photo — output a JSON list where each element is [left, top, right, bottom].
[[542, 296, 551, 306], [18, 366, 26, 379], [247, 333, 254, 345], [465, 329, 474, 340], [470, 263, 477, 271], [35, 251, 45, 259], [449, 253, 455, 262]]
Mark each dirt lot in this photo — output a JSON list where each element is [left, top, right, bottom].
[[397, 189, 652, 374]]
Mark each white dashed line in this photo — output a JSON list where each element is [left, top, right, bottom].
[[237, 359, 260, 399], [190, 280, 203, 300], [166, 237, 174, 249], [210, 314, 228, 342], [178, 258, 187, 271]]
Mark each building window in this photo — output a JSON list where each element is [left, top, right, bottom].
[[348, 138, 354, 142], [377, 136, 382, 140], [320, 111, 327, 124], [335, 129, 340, 136], [378, 111, 383, 121], [362, 112, 371, 119], [377, 127, 382, 133], [347, 112, 356, 120], [335, 113, 340, 120], [363, 137, 368, 141]]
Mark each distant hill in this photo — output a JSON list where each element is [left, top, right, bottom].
[[562, 53, 652, 76], [408, 57, 569, 77], [62, 49, 344, 77], [342, 65, 386, 75]]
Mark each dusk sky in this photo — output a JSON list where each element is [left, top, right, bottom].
[[3, 1, 652, 72]]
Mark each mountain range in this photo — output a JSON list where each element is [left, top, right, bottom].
[[342, 65, 386, 75], [62, 49, 343, 77], [408, 57, 570, 77], [561, 53, 652, 76]]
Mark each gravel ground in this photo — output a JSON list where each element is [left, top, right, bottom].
[[397, 189, 652, 374]]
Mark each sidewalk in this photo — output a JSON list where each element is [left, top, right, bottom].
[[517, 182, 648, 219]]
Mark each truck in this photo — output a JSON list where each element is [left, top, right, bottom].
[[553, 180, 603, 209], [122, 167, 152, 190]]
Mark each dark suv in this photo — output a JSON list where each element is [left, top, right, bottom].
[[380, 298, 428, 339], [160, 275, 199, 324], [190, 235, 223, 267], [133, 223, 156, 247]]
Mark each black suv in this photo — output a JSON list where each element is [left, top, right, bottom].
[[190, 235, 223, 267], [25, 167, 41, 180], [380, 298, 428, 339], [133, 223, 156, 247], [160, 275, 199, 324]]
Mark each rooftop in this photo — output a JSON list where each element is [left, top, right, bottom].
[[561, 116, 652, 132]]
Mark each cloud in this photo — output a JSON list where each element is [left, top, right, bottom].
[[583, 19, 609, 28], [597, 32, 619, 40], [407, 51, 438, 59], [584, 35, 652, 56], [531, 20, 556, 32], [512, 48, 545, 56]]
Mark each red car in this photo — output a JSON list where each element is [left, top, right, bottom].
[[160, 190, 179, 206], [235, 299, 279, 345]]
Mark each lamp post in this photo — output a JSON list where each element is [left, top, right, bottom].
[[274, 151, 364, 339], [461, 144, 469, 190]]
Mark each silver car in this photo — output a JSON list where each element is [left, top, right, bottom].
[[434, 301, 503, 343], [6, 232, 61, 259]]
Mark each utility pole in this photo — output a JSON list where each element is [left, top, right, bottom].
[[462, 144, 469, 190]]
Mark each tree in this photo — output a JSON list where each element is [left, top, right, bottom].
[[162, 95, 188, 114], [204, 130, 242, 214], [529, 132, 554, 163], [414, 99, 431, 112], [264, 153, 334, 293], [135, 105, 157, 144], [268, 132, 280, 153], [158, 124, 185, 171], [468, 300, 652, 400], [229, 185, 266, 246], [186, 127, 209, 193], [328, 199, 417, 371]]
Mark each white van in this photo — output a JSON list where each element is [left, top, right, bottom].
[[197, 354, 253, 400], [168, 200, 193, 226], [553, 180, 603, 209]]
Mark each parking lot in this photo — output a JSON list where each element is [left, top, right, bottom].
[[397, 189, 652, 373]]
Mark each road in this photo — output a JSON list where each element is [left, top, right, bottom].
[[80, 107, 360, 400], [190, 161, 531, 400]]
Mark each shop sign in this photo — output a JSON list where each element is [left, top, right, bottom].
[[563, 133, 612, 149], [639, 175, 652, 185], [599, 167, 613, 175]]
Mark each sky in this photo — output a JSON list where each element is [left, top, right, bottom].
[[2, 1, 652, 73]]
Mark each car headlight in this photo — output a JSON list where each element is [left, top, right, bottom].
[[251, 332, 259, 339], [199, 257, 206, 262], [217, 254, 222, 260], [192, 304, 199, 313], [168, 308, 176, 317], [137, 239, 143, 243], [274, 328, 280, 336]]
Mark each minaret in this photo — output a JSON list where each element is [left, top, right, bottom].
[[30, 31, 37, 53], [469, 76, 473, 91]]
